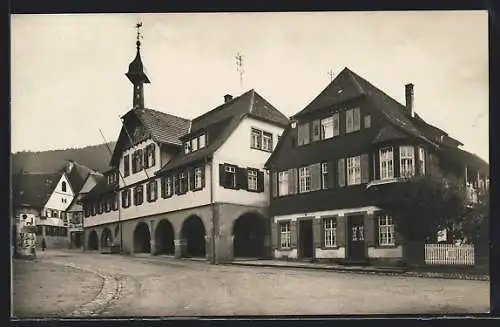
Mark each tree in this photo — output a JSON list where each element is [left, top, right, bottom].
[[376, 172, 467, 243]]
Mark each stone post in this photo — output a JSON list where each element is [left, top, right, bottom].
[[150, 220, 156, 256], [174, 239, 185, 259]]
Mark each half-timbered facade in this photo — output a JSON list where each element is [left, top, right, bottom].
[[82, 33, 289, 262], [265, 67, 489, 266]]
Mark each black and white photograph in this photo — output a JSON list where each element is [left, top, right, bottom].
[[10, 11, 490, 317]]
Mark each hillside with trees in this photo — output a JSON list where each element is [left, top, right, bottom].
[[11, 142, 116, 174]]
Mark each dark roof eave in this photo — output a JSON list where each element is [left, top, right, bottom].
[[291, 94, 366, 120], [155, 154, 213, 176]]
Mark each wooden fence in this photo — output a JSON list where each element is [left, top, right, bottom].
[[424, 244, 475, 266]]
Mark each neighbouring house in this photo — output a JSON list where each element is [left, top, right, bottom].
[[264, 67, 488, 267], [81, 33, 289, 262]]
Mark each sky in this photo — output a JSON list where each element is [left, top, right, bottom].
[[11, 11, 489, 162]]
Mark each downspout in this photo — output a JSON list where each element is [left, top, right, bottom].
[[209, 156, 216, 264]]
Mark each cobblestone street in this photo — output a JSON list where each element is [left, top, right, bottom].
[[12, 249, 490, 317]]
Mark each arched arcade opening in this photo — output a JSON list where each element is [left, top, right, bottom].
[[181, 215, 206, 258], [88, 230, 99, 250], [233, 212, 266, 259], [155, 219, 175, 255], [101, 228, 113, 248], [133, 222, 151, 254]]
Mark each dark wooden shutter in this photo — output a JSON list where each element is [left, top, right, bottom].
[[333, 113, 340, 136], [327, 161, 335, 188], [303, 123, 310, 145], [271, 220, 278, 250], [394, 218, 402, 246], [201, 166, 206, 188], [257, 171, 265, 192], [297, 124, 304, 146], [219, 164, 226, 188], [131, 152, 137, 173], [272, 172, 278, 197], [288, 168, 297, 194], [160, 176, 166, 198], [150, 145, 156, 166], [138, 149, 143, 171], [310, 163, 321, 191], [174, 175, 180, 195], [336, 216, 346, 247], [337, 158, 346, 187], [360, 153, 370, 183], [312, 119, 321, 142], [146, 182, 151, 201], [236, 167, 246, 190], [394, 146, 400, 178], [313, 218, 322, 249], [364, 214, 376, 247], [143, 147, 149, 168], [189, 169, 195, 191], [290, 220, 297, 248]]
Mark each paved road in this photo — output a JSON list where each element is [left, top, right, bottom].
[[12, 249, 489, 317]]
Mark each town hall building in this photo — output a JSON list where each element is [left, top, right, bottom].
[[82, 27, 289, 263]]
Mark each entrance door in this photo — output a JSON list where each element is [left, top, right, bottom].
[[347, 215, 366, 262], [299, 219, 314, 259]]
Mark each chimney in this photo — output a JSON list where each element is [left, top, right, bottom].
[[405, 83, 414, 117], [224, 94, 233, 103]]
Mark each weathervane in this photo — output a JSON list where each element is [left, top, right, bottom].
[[327, 68, 335, 82], [235, 52, 245, 91], [135, 21, 143, 48]]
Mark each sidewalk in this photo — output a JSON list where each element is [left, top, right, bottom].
[[228, 259, 490, 281]]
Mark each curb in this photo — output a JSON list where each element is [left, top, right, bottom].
[[48, 261, 122, 317], [228, 262, 489, 281]]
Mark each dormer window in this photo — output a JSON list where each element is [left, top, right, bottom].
[[144, 144, 156, 168], [199, 134, 206, 149], [184, 142, 191, 154]]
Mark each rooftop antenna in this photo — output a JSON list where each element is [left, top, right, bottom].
[[235, 52, 244, 92], [327, 68, 335, 82]]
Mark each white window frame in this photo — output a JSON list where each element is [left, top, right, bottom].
[[194, 167, 203, 189], [378, 214, 395, 246], [166, 176, 173, 196], [179, 172, 186, 193], [419, 147, 426, 176], [346, 156, 361, 186], [321, 162, 329, 189], [298, 166, 311, 193], [184, 142, 190, 154], [379, 147, 394, 180], [324, 217, 337, 247], [198, 134, 206, 149], [248, 169, 258, 191], [147, 145, 155, 166], [278, 171, 289, 196], [279, 221, 291, 248], [346, 109, 354, 133], [251, 128, 262, 150], [225, 165, 237, 188], [191, 137, 198, 152], [262, 132, 273, 152], [320, 116, 334, 140], [400, 146, 415, 178]]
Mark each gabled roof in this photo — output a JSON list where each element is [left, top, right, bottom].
[[80, 173, 105, 194], [12, 172, 62, 209], [83, 176, 115, 201], [59, 160, 96, 194], [410, 113, 464, 147], [110, 108, 191, 167], [372, 125, 408, 144], [440, 145, 489, 176], [293, 67, 437, 147], [157, 89, 289, 173]]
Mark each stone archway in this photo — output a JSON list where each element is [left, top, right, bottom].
[[101, 227, 113, 248], [233, 212, 266, 258], [155, 219, 175, 255], [133, 222, 151, 254], [88, 230, 99, 250], [181, 215, 206, 258]]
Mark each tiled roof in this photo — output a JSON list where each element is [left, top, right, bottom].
[[60, 161, 96, 194], [135, 108, 191, 146], [440, 145, 489, 176], [84, 176, 115, 200], [12, 172, 62, 208], [157, 89, 289, 173], [79, 173, 104, 194]]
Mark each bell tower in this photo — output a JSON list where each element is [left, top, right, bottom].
[[126, 22, 150, 109]]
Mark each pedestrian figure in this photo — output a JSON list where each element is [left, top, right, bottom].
[[41, 238, 46, 252]]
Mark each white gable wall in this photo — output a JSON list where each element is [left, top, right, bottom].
[[119, 138, 163, 188], [44, 174, 74, 212], [213, 116, 285, 207]]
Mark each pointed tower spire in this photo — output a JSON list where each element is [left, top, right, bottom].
[[126, 22, 150, 109]]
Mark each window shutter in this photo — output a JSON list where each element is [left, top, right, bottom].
[[353, 107, 361, 131], [297, 124, 304, 146], [143, 148, 149, 168], [151, 145, 156, 166], [271, 220, 278, 250], [313, 218, 322, 249], [189, 169, 195, 191], [160, 176, 166, 198], [310, 163, 321, 191], [365, 214, 376, 247], [288, 168, 297, 194], [303, 123, 310, 145], [327, 161, 335, 188], [394, 221, 402, 246], [146, 182, 151, 201], [131, 153, 137, 173], [290, 220, 297, 248], [272, 172, 278, 197], [312, 120, 321, 142], [138, 149, 143, 171], [201, 166, 206, 188], [174, 175, 180, 195], [332, 113, 340, 136], [219, 164, 226, 188], [336, 217, 346, 247], [257, 171, 265, 192], [337, 158, 346, 187], [360, 154, 370, 183], [236, 167, 247, 190]]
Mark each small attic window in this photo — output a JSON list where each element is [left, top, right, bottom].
[[62, 181, 67, 192], [291, 122, 297, 128], [337, 89, 344, 94]]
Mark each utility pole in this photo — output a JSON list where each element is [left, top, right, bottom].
[[235, 52, 244, 92], [327, 68, 335, 82]]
